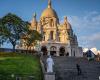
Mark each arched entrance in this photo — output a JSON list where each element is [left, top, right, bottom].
[[59, 47, 65, 56], [66, 52, 69, 56], [50, 46, 56, 56], [41, 46, 47, 55], [74, 51, 75, 56]]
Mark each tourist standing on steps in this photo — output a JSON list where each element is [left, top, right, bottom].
[[76, 64, 82, 75], [46, 56, 54, 73]]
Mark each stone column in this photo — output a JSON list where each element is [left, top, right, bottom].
[[47, 46, 50, 56], [56, 46, 59, 56], [69, 49, 72, 57], [56, 51, 59, 56], [48, 51, 50, 56]]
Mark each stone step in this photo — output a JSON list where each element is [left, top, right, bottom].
[[52, 57, 100, 80], [42, 56, 100, 80]]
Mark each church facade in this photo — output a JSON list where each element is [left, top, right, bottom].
[[18, 0, 83, 57], [31, 0, 83, 57]]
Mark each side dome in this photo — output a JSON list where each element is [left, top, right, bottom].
[[31, 13, 37, 29], [67, 23, 72, 29]]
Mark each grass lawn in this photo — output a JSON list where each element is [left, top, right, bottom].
[[0, 52, 43, 80]]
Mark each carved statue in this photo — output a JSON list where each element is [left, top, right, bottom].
[[46, 56, 54, 73]]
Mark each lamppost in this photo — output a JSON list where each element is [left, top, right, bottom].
[[11, 74, 14, 79], [37, 40, 41, 54]]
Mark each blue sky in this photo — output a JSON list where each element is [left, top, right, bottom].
[[0, 0, 100, 49]]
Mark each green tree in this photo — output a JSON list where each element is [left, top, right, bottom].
[[0, 13, 28, 51], [24, 29, 42, 51], [0, 18, 6, 47], [0, 18, 2, 47]]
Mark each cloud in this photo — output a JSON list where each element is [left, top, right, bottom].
[[61, 11, 100, 49], [79, 32, 100, 49], [68, 11, 100, 29], [81, 32, 100, 41], [90, 47, 98, 55], [83, 48, 89, 52]]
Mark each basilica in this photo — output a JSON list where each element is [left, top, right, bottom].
[[19, 0, 83, 57]]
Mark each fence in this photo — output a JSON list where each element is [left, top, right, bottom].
[[0, 73, 35, 80], [0, 48, 37, 54]]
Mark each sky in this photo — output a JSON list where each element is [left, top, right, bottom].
[[0, 0, 100, 50]]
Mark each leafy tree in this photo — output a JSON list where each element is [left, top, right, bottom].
[[24, 29, 42, 51], [0, 13, 28, 51], [0, 18, 2, 46], [0, 18, 5, 47]]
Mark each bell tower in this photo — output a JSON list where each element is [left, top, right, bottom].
[[31, 13, 37, 30]]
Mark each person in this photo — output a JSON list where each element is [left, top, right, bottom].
[[76, 64, 82, 75], [46, 55, 54, 73], [39, 51, 43, 59]]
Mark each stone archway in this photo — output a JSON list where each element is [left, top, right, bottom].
[[41, 46, 47, 55], [50, 46, 56, 56], [66, 52, 69, 56], [59, 47, 65, 56]]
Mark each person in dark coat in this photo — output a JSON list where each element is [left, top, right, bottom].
[[76, 64, 82, 75]]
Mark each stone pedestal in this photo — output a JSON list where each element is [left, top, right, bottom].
[[44, 72, 55, 80]]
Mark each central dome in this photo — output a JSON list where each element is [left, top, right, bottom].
[[41, 0, 58, 19], [41, 8, 58, 18]]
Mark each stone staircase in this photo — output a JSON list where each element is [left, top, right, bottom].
[[53, 56, 100, 80]]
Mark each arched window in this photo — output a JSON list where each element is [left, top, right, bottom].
[[50, 46, 56, 56], [44, 36, 45, 41], [59, 37, 60, 42], [50, 46, 56, 51], [50, 31, 54, 40], [59, 47, 65, 56], [43, 32, 45, 41], [41, 46, 47, 55], [68, 31, 70, 35], [74, 51, 75, 56]]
